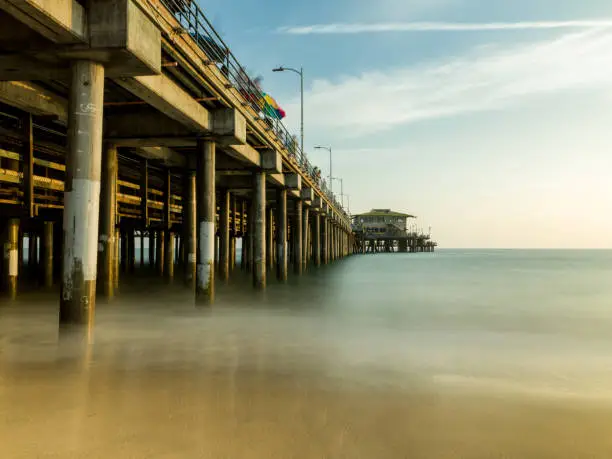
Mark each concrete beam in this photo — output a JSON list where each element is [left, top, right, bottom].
[[224, 144, 260, 169], [0, 81, 67, 122], [301, 187, 314, 202], [83, 0, 161, 75], [0, 0, 87, 44], [114, 74, 211, 133], [0, 0, 160, 78], [284, 173, 301, 191], [108, 137, 196, 148], [217, 175, 253, 190], [213, 108, 246, 146], [104, 110, 191, 138], [136, 147, 186, 168], [266, 173, 285, 188], [0, 56, 68, 81], [261, 149, 282, 173]]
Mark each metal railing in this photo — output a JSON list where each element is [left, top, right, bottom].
[[159, 0, 347, 221]]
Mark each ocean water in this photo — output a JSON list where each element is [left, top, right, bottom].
[[2, 249, 612, 458]]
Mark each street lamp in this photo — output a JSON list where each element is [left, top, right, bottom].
[[272, 66, 304, 156], [314, 145, 332, 193]]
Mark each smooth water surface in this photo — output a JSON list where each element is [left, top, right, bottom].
[[2, 250, 612, 458]]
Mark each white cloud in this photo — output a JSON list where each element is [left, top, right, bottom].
[[278, 20, 612, 35], [287, 29, 612, 137]]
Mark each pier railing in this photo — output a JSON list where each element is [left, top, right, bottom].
[[159, 0, 347, 219]]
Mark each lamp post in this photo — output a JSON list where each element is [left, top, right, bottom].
[[272, 66, 303, 155], [314, 145, 332, 193]]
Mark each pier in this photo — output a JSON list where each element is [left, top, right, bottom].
[[0, 0, 354, 324], [352, 209, 437, 253]]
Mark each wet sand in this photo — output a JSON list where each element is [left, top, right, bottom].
[[3, 256, 612, 458]]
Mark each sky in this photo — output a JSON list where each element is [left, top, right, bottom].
[[198, 0, 612, 248]]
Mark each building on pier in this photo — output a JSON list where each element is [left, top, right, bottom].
[[352, 209, 437, 253], [0, 0, 354, 324]]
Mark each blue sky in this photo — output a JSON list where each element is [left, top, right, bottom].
[[199, 0, 612, 247]]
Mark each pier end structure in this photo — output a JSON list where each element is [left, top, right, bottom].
[[352, 209, 437, 253]]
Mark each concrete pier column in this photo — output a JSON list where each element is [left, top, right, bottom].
[[60, 60, 105, 325], [334, 226, 338, 260], [2, 218, 20, 299], [329, 226, 334, 261], [165, 232, 175, 280], [177, 235, 183, 267], [195, 139, 215, 304], [140, 234, 145, 267], [18, 230, 23, 275], [266, 206, 274, 270], [247, 200, 255, 272], [230, 194, 237, 271], [219, 189, 230, 281], [184, 171, 197, 287], [302, 206, 309, 270], [28, 233, 38, 276], [127, 229, 136, 273], [120, 229, 127, 273], [314, 214, 321, 267], [156, 230, 165, 276], [148, 231, 155, 269], [114, 229, 120, 289], [140, 159, 149, 269], [43, 221, 54, 287], [230, 237, 236, 271], [240, 200, 247, 270], [215, 235, 219, 271], [322, 217, 328, 264], [329, 224, 334, 262], [252, 172, 266, 289], [293, 200, 303, 275], [98, 143, 117, 299], [241, 234, 247, 271], [276, 188, 287, 281]]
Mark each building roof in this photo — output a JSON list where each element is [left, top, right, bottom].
[[353, 209, 416, 218]]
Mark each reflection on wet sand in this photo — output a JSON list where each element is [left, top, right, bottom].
[[3, 257, 612, 458]]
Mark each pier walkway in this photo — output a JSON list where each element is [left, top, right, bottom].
[[0, 0, 353, 325]]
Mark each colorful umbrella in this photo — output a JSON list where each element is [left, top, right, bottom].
[[260, 93, 286, 120]]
